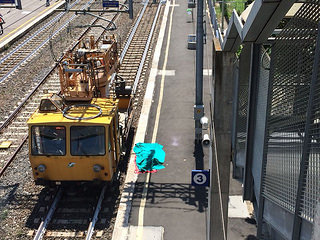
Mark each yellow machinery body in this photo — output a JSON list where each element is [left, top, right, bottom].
[[27, 35, 131, 185], [27, 97, 122, 184]]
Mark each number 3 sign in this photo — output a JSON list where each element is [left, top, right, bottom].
[[191, 170, 210, 187]]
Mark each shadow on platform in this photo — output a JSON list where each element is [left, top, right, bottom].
[[132, 182, 208, 213]]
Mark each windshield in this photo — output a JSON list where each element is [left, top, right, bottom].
[[31, 126, 66, 156], [71, 126, 105, 156]]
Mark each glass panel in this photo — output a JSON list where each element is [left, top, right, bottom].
[[39, 99, 57, 111], [31, 126, 66, 155], [71, 126, 105, 156], [51, 94, 64, 109]]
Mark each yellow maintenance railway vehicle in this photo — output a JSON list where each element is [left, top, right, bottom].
[[27, 35, 131, 185]]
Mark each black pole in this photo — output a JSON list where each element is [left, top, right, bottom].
[[194, 0, 204, 141], [16, 0, 22, 10], [129, 0, 133, 19]]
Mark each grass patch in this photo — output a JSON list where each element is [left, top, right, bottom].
[[228, 0, 246, 16], [215, 0, 247, 27], [15, 228, 25, 238], [0, 210, 8, 221], [215, 3, 222, 23]]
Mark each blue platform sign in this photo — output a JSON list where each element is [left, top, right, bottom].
[[191, 170, 210, 187], [103, 0, 119, 8], [0, 0, 15, 3]]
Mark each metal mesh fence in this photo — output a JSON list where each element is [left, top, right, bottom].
[[251, 45, 270, 203], [262, 0, 320, 222], [235, 50, 249, 161], [303, 36, 320, 222]]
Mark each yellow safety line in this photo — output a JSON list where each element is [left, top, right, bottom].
[[136, 0, 176, 239], [0, 1, 60, 41]]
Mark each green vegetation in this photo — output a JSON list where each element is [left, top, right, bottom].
[[15, 228, 25, 238], [215, 0, 247, 27], [214, 3, 223, 23], [229, 0, 247, 16], [236, 44, 243, 58], [0, 210, 8, 221]]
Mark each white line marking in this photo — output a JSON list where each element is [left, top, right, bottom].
[[157, 69, 175, 76], [111, 1, 171, 240], [203, 69, 212, 76], [136, 0, 176, 239]]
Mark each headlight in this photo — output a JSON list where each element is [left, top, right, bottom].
[[93, 164, 102, 172], [37, 164, 46, 173]]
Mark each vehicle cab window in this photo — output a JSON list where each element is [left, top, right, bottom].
[[31, 126, 66, 155], [39, 99, 57, 112], [70, 126, 105, 156]]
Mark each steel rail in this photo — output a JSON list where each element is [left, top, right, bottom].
[[0, 135, 27, 177], [108, 0, 149, 89], [1, 3, 162, 238], [85, 185, 107, 240], [0, 0, 156, 178], [0, 0, 95, 83], [32, 185, 106, 240], [0, 66, 57, 133], [0, 0, 80, 66], [0, 3, 123, 176], [0, 0, 125, 133], [132, 0, 162, 95], [119, 0, 149, 63], [33, 188, 63, 240]]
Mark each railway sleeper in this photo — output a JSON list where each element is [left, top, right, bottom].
[[45, 231, 85, 238], [55, 207, 92, 214], [51, 218, 89, 225], [27, 230, 106, 238]]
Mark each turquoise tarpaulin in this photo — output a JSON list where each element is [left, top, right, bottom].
[[133, 143, 166, 173]]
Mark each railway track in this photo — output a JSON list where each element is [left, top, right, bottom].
[[0, 0, 164, 238], [119, 2, 160, 94], [0, 0, 96, 84], [31, 185, 112, 239], [0, 1, 124, 175], [0, 0, 162, 176], [118, 0, 162, 132]]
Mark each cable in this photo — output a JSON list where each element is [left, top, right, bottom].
[[63, 104, 102, 120], [261, 46, 271, 70]]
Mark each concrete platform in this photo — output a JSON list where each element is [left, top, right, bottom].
[[0, 0, 65, 50], [128, 226, 164, 240], [128, 0, 208, 239]]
